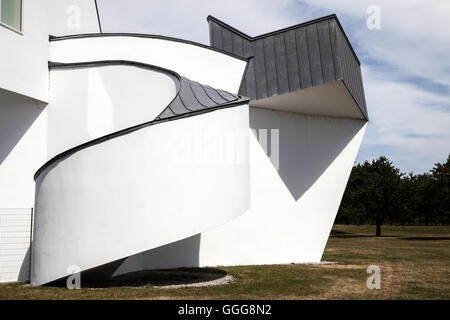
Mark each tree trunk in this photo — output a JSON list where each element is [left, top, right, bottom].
[[376, 222, 381, 237]]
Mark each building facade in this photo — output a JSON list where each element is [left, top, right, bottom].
[[0, 1, 367, 285]]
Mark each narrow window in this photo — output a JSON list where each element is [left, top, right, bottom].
[[0, 0, 22, 32]]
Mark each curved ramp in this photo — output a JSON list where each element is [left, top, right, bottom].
[[31, 53, 250, 285]]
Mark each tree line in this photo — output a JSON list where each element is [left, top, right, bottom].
[[336, 155, 449, 236]]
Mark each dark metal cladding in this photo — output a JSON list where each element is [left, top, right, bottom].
[[203, 86, 229, 104], [222, 28, 233, 52], [317, 20, 335, 83], [295, 26, 313, 89], [156, 77, 247, 120], [217, 89, 239, 101], [335, 25, 368, 118], [284, 29, 301, 92], [274, 33, 290, 94], [207, 14, 368, 120], [232, 33, 244, 56], [178, 77, 204, 111], [263, 36, 279, 97], [253, 39, 268, 100], [306, 23, 324, 86], [189, 81, 218, 108]]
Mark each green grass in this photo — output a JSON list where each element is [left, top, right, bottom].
[[1, 225, 449, 299]]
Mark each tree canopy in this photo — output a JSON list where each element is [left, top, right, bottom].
[[336, 155, 449, 236]]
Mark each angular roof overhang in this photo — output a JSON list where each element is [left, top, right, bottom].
[[207, 14, 368, 120]]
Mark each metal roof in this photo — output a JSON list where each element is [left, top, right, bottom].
[[208, 14, 368, 120]]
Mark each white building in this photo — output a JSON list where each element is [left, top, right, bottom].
[[0, 1, 368, 286]]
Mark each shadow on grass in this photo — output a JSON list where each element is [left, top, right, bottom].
[[46, 268, 228, 289], [330, 230, 397, 239], [399, 237, 450, 241]]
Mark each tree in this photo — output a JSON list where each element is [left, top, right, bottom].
[[337, 156, 403, 236], [337, 162, 367, 225], [363, 157, 403, 236], [430, 155, 450, 224], [413, 173, 434, 226], [337, 154, 450, 228]]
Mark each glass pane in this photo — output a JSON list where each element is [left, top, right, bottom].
[[1, 0, 22, 31]]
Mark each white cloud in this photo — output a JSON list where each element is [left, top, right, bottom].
[[298, 0, 450, 172], [300, 0, 450, 87], [97, 0, 299, 43], [96, 0, 450, 173], [359, 65, 450, 172]]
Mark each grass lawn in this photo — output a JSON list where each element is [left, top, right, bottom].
[[1, 225, 449, 299]]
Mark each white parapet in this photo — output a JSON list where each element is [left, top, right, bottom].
[[32, 103, 250, 286], [50, 35, 247, 94]]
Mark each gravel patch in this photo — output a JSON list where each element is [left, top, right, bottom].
[[154, 274, 235, 289]]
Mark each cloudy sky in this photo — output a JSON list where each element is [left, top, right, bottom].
[[97, 0, 449, 174]]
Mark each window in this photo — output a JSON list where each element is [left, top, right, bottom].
[[0, 0, 22, 32]]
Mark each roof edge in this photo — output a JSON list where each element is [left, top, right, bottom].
[[207, 14, 361, 65]]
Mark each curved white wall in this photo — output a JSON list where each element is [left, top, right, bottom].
[[47, 65, 177, 159], [30, 33, 250, 285], [50, 36, 247, 94], [32, 104, 250, 286]]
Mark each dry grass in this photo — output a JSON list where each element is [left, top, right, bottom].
[[0, 225, 449, 300]]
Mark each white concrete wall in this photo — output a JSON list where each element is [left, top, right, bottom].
[[32, 104, 250, 285], [0, 90, 47, 209], [198, 109, 367, 266], [117, 109, 367, 271], [50, 36, 247, 94], [0, 90, 46, 283], [0, 0, 100, 102], [0, 1, 49, 102], [47, 65, 177, 159]]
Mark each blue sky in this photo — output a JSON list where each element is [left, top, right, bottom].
[[97, 0, 450, 174]]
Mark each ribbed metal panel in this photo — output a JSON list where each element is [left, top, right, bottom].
[[155, 77, 245, 120], [334, 23, 368, 118], [207, 15, 368, 120]]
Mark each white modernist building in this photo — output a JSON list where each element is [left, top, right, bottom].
[[0, 1, 368, 285]]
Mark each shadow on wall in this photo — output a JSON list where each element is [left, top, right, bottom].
[[0, 89, 45, 166], [17, 247, 31, 282], [70, 109, 365, 279], [250, 108, 365, 200], [78, 234, 202, 280], [112, 234, 201, 276]]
